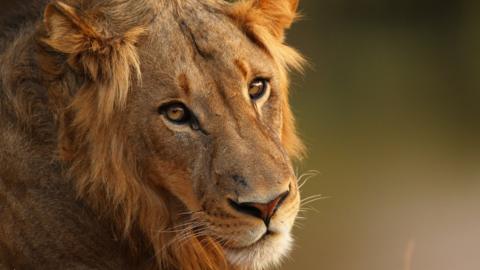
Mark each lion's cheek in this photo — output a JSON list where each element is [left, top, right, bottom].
[[147, 159, 200, 210]]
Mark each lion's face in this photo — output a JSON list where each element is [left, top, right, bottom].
[[40, 0, 302, 269], [129, 4, 300, 269]]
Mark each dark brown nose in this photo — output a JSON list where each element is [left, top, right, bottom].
[[229, 190, 290, 226]]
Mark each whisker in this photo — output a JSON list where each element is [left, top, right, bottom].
[[297, 171, 316, 184], [301, 197, 327, 207], [293, 220, 305, 229], [176, 209, 205, 217], [300, 194, 324, 203], [153, 218, 205, 234], [299, 206, 320, 214], [298, 172, 320, 189]]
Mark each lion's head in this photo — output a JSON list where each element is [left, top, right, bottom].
[[38, 0, 304, 269]]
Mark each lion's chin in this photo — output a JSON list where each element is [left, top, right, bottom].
[[224, 232, 293, 270]]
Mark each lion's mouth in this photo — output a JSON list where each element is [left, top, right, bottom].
[[223, 230, 293, 269], [218, 226, 278, 250], [246, 229, 277, 246]]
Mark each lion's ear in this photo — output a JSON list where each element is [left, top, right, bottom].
[[42, 1, 146, 119], [43, 1, 100, 55], [42, 1, 145, 81], [227, 0, 299, 41]]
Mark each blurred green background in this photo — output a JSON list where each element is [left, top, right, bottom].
[[285, 1, 480, 270]]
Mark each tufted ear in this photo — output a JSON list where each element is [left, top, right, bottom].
[[42, 1, 146, 118], [43, 1, 100, 55], [227, 0, 299, 41], [42, 1, 145, 79]]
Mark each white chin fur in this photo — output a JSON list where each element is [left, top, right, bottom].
[[225, 232, 293, 270]]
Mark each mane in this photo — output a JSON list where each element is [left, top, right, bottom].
[[22, 0, 305, 269]]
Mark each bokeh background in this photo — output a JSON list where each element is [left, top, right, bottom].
[[285, 1, 480, 270], [1, 0, 479, 269]]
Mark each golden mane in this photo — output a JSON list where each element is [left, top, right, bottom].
[[34, 0, 304, 269]]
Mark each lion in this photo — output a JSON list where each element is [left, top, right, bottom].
[[0, 0, 305, 269]]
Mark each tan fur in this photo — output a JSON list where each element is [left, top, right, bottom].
[[224, 0, 306, 158], [0, 0, 305, 269]]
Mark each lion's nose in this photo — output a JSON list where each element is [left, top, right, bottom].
[[228, 190, 290, 226]]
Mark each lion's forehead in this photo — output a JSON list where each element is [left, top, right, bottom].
[[141, 3, 270, 86]]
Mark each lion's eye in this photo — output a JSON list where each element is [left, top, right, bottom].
[[248, 78, 270, 101], [159, 103, 191, 124]]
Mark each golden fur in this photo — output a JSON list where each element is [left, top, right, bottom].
[[0, 0, 304, 269]]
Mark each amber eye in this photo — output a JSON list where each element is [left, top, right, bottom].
[[248, 78, 270, 100], [159, 102, 191, 124]]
